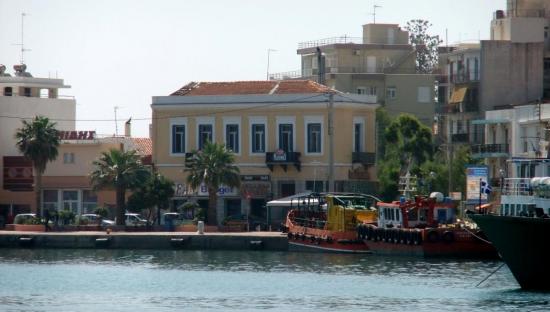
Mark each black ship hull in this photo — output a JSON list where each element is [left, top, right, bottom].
[[471, 214, 550, 290]]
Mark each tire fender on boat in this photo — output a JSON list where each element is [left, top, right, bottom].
[[442, 231, 454, 244], [427, 230, 440, 243]]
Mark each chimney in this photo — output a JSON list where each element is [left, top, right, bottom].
[[125, 118, 132, 137]]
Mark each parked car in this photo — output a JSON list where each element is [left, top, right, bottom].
[[13, 213, 37, 225], [122, 213, 149, 226], [161, 212, 184, 225], [79, 214, 115, 227]]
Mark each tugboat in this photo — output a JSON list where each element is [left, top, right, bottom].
[[282, 192, 378, 253], [471, 169, 550, 290], [359, 174, 497, 258]]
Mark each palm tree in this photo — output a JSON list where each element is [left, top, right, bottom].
[[185, 142, 240, 225], [15, 116, 60, 215], [127, 173, 175, 225], [90, 148, 150, 225]]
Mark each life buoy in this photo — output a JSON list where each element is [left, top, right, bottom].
[[442, 231, 454, 244], [427, 230, 439, 243]]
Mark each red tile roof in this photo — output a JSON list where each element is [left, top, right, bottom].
[[170, 80, 331, 96], [131, 138, 152, 156]]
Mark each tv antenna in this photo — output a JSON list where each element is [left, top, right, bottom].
[[372, 4, 382, 24], [12, 13, 31, 64], [114, 106, 124, 136]]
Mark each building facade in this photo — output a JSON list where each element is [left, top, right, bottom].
[[151, 80, 378, 224], [271, 23, 436, 125], [0, 64, 76, 219], [438, 0, 548, 148]]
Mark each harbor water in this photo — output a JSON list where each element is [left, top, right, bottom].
[[0, 249, 548, 311]]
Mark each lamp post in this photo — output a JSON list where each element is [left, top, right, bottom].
[[266, 49, 277, 80]]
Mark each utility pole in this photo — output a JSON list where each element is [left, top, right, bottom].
[[328, 92, 335, 192]]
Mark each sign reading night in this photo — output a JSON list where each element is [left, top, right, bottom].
[[57, 130, 96, 140]]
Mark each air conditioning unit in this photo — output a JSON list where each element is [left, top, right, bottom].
[[353, 50, 361, 56]]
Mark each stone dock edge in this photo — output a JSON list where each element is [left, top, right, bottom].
[[0, 231, 289, 251]]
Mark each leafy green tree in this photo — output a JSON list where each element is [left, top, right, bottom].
[[127, 173, 175, 225], [15, 116, 60, 215], [377, 114, 434, 200], [185, 142, 240, 225], [89, 149, 150, 225], [405, 19, 442, 74], [375, 107, 393, 160]]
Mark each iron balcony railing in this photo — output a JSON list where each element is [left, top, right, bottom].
[[265, 151, 301, 172], [471, 143, 509, 155], [352, 152, 376, 165]]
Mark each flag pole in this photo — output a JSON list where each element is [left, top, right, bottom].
[[479, 178, 482, 214]]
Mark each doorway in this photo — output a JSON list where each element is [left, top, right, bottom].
[[280, 182, 295, 198]]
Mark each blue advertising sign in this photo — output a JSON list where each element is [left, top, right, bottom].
[[466, 165, 488, 203]]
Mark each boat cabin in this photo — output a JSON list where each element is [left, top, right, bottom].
[[377, 193, 456, 228]]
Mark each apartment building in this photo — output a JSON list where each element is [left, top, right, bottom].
[[0, 64, 76, 218], [271, 23, 436, 125], [438, 0, 548, 147], [151, 80, 378, 224]]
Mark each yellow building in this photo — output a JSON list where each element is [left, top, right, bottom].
[[151, 80, 378, 224]]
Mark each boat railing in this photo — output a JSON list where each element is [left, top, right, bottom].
[[502, 178, 532, 196]]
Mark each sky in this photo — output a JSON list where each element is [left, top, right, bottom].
[[0, 0, 506, 138]]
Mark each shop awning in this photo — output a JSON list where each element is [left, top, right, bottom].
[[471, 119, 509, 125], [449, 87, 468, 104]]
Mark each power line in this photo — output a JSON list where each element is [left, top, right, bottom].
[[0, 93, 332, 122], [1, 93, 433, 123]]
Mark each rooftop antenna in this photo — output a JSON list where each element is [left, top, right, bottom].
[[372, 4, 382, 24], [12, 13, 31, 64], [114, 106, 122, 136]]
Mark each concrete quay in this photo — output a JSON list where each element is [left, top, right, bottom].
[[0, 231, 289, 251]]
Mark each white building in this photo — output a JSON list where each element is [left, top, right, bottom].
[[0, 64, 76, 216]]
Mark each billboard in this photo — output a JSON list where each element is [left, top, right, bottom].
[[466, 165, 488, 203], [3, 156, 33, 192]]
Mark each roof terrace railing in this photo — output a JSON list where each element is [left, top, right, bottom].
[[298, 36, 362, 50]]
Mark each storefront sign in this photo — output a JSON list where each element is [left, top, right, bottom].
[[273, 149, 287, 161], [3, 156, 33, 191], [198, 183, 237, 197], [241, 182, 271, 198], [173, 182, 238, 197], [58, 130, 96, 140], [241, 175, 270, 181], [466, 166, 488, 203]]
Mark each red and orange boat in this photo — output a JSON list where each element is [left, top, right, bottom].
[[360, 194, 498, 258]]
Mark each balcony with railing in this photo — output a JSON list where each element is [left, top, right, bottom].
[[449, 73, 479, 84], [471, 143, 509, 158], [352, 152, 376, 165], [451, 133, 469, 143], [266, 151, 301, 172]]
